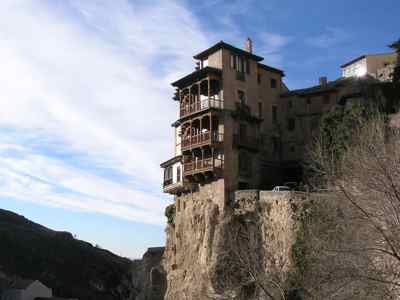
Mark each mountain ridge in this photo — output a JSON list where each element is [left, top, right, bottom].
[[0, 208, 133, 300]]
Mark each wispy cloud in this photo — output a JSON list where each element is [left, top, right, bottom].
[[306, 27, 350, 48], [0, 0, 209, 224], [259, 32, 292, 67]]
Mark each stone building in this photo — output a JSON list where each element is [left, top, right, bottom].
[[0, 279, 77, 300], [161, 39, 287, 200], [1, 280, 52, 300], [278, 75, 393, 179], [341, 52, 397, 81], [157, 40, 399, 300], [161, 40, 398, 193]]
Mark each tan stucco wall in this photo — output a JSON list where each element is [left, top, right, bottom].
[[366, 53, 397, 76]]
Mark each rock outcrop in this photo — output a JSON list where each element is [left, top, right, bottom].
[[131, 247, 166, 300], [161, 187, 311, 300]]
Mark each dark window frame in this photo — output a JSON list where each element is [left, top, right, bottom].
[[272, 105, 278, 123], [287, 118, 296, 131], [270, 78, 277, 88]]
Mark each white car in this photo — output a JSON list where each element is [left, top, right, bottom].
[[272, 186, 291, 192]]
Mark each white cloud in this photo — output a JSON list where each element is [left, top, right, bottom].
[[0, 0, 209, 224]]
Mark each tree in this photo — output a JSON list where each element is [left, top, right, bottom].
[[305, 115, 400, 299], [306, 102, 367, 189], [389, 39, 400, 83], [209, 216, 287, 300]]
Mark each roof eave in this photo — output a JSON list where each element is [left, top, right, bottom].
[[171, 66, 222, 88], [193, 41, 264, 62], [160, 155, 182, 168], [340, 55, 367, 68]]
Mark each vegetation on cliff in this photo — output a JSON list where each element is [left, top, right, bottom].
[[302, 115, 400, 299], [165, 204, 176, 225]]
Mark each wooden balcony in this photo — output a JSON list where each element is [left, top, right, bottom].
[[163, 179, 185, 194], [180, 98, 223, 119], [181, 131, 223, 152], [233, 134, 263, 151], [183, 157, 223, 177]]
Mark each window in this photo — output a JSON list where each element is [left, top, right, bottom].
[[306, 97, 311, 105], [287, 118, 295, 131], [272, 105, 278, 123], [258, 102, 263, 118], [237, 56, 242, 72], [323, 94, 330, 104], [164, 166, 173, 184], [238, 182, 250, 190], [257, 74, 262, 84], [271, 78, 277, 88], [288, 100, 293, 109], [290, 145, 295, 152], [177, 166, 181, 182], [311, 118, 319, 132], [239, 123, 247, 140], [272, 137, 279, 157], [238, 90, 246, 105], [239, 151, 252, 176], [231, 53, 249, 75]]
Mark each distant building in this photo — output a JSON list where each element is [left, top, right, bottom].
[[1, 279, 51, 300], [278, 75, 391, 179], [341, 52, 397, 81], [0, 279, 77, 300]]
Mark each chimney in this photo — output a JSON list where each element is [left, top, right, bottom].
[[319, 76, 328, 87], [245, 37, 253, 53]]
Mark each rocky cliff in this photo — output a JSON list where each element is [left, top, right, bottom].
[[156, 186, 311, 300]]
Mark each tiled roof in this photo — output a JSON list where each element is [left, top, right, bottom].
[[160, 155, 181, 168], [257, 63, 285, 76], [280, 76, 379, 97], [171, 66, 222, 88], [340, 52, 396, 68], [193, 41, 264, 62]]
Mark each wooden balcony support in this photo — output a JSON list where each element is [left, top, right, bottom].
[[183, 156, 224, 177], [181, 131, 223, 151], [179, 75, 223, 119]]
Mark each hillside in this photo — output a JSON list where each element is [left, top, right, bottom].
[[0, 209, 132, 300]]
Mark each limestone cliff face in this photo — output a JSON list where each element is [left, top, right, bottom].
[[163, 180, 226, 299], [162, 187, 309, 300], [131, 247, 166, 300]]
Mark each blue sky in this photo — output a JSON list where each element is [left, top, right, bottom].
[[0, 0, 398, 259]]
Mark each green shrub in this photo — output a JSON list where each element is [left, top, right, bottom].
[[165, 204, 176, 225]]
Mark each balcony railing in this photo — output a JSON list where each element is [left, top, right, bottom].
[[180, 98, 224, 118], [181, 131, 223, 151], [233, 134, 263, 150], [183, 157, 224, 176]]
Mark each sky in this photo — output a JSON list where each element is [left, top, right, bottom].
[[0, 0, 398, 259]]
